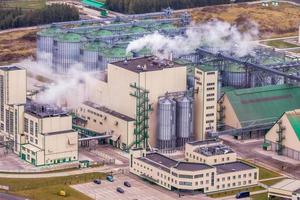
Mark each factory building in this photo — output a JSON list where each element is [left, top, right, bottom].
[[219, 84, 300, 139], [0, 66, 78, 166], [194, 66, 218, 140], [268, 179, 300, 200], [0, 66, 26, 154], [185, 139, 237, 165], [129, 143, 258, 193], [76, 56, 218, 151], [20, 102, 78, 166], [264, 109, 300, 160]]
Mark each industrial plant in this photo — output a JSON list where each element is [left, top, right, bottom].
[[2, 2, 300, 199]]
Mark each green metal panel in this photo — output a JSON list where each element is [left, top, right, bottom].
[[287, 114, 300, 140], [81, 0, 105, 9], [226, 84, 300, 127]]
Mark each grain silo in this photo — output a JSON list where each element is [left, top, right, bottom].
[[52, 33, 83, 73], [176, 95, 194, 147], [157, 96, 177, 150], [36, 27, 61, 63]]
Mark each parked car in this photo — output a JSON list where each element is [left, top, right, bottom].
[[106, 175, 114, 182], [93, 179, 101, 184], [124, 181, 131, 187], [116, 187, 124, 193], [236, 191, 250, 199]]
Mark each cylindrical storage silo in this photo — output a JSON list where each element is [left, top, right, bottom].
[[99, 46, 133, 69], [157, 97, 176, 151], [176, 95, 194, 147], [52, 33, 82, 73], [222, 64, 247, 88], [36, 27, 61, 64], [81, 42, 106, 71]]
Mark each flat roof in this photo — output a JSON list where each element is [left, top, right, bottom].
[[187, 139, 221, 146], [83, 101, 135, 121], [214, 161, 255, 174], [139, 152, 212, 172], [111, 56, 184, 73], [0, 66, 22, 71], [271, 179, 300, 193], [174, 162, 212, 171], [25, 102, 68, 118], [22, 144, 41, 152], [195, 144, 234, 157]]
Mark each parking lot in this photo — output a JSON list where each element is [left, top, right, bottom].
[[72, 174, 213, 200]]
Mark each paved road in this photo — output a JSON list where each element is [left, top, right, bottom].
[[221, 137, 300, 179], [0, 193, 26, 200]]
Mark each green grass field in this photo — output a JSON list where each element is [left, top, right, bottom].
[[266, 40, 299, 49], [261, 178, 286, 186], [0, 172, 106, 200], [240, 160, 282, 180], [1, 0, 46, 10], [207, 186, 265, 198], [251, 192, 268, 200]]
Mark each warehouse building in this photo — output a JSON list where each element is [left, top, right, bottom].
[[130, 146, 258, 193], [76, 56, 218, 151], [219, 84, 300, 139], [268, 179, 300, 199], [264, 109, 300, 160], [0, 66, 78, 167], [185, 139, 237, 165]]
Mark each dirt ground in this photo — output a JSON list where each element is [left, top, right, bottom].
[[0, 29, 37, 65], [191, 2, 300, 38]]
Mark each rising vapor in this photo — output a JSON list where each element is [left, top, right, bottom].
[[126, 20, 259, 58]]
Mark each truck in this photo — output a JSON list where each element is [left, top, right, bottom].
[[236, 191, 250, 199]]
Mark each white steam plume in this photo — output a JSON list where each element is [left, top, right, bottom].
[[126, 20, 259, 58], [16, 53, 99, 109]]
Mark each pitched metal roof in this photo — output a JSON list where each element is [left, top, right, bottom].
[[226, 84, 300, 127]]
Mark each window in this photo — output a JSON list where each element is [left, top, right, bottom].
[[206, 113, 214, 117], [207, 72, 215, 75], [207, 98, 215, 101], [206, 106, 214, 109], [24, 118, 28, 133], [35, 122, 38, 137], [35, 139, 38, 144], [179, 181, 192, 186], [194, 174, 203, 178], [206, 93, 214, 97], [207, 87, 215, 91], [179, 174, 193, 179]]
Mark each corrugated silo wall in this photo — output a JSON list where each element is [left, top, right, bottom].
[[157, 97, 177, 151], [52, 41, 81, 73]]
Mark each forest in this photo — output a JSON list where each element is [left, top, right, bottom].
[[106, 0, 254, 14], [0, 4, 79, 30]]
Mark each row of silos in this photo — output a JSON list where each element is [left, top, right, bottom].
[[37, 27, 152, 73], [157, 95, 194, 150]]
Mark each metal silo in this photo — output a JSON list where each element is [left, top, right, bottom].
[[157, 96, 176, 150], [36, 27, 61, 64], [81, 42, 106, 71], [99, 45, 133, 69], [176, 95, 194, 147], [52, 33, 82, 73]]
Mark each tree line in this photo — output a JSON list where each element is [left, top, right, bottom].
[[106, 0, 254, 14], [0, 4, 79, 30]]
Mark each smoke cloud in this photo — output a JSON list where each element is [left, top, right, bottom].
[[16, 54, 98, 109], [126, 20, 259, 58]]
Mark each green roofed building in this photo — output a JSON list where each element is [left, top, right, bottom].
[[220, 84, 300, 138], [265, 109, 300, 160]]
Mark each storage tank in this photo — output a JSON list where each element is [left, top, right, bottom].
[[36, 27, 61, 63], [157, 97, 176, 150], [80, 41, 106, 71], [222, 64, 248, 88], [52, 33, 83, 73], [99, 46, 133, 69], [88, 29, 114, 44], [176, 95, 194, 147]]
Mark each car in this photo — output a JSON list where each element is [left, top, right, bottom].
[[93, 179, 101, 184], [116, 187, 124, 193], [106, 175, 114, 182], [236, 191, 250, 199], [124, 181, 131, 187]]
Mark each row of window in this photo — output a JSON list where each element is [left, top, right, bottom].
[[216, 180, 252, 189]]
